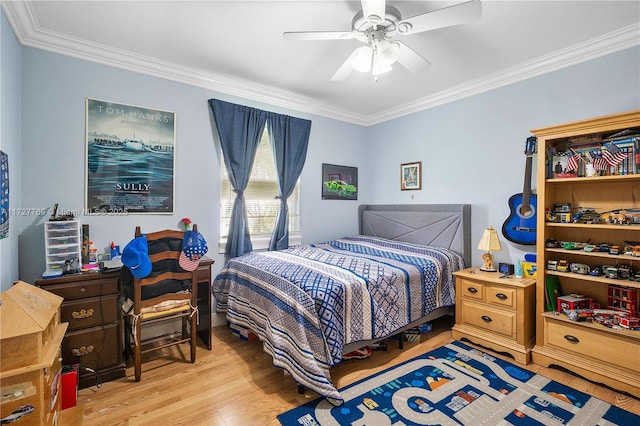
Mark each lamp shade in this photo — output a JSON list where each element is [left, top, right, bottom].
[[372, 41, 399, 76], [477, 226, 502, 252], [352, 46, 373, 72]]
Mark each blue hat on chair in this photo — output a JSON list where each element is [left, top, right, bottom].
[[122, 235, 152, 278]]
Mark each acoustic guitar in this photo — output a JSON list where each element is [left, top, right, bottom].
[[502, 136, 537, 245]]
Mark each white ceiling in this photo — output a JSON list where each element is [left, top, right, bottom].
[[3, 1, 639, 126]]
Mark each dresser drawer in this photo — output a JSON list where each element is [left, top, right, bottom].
[[44, 277, 119, 300], [460, 300, 516, 339], [545, 319, 640, 373], [60, 294, 119, 331], [62, 323, 122, 371], [486, 285, 516, 309], [459, 279, 484, 300]]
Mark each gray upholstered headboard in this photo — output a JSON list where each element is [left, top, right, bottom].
[[358, 204, 471, 266]]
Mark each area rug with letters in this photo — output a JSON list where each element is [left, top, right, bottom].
[[278, 340, 639, 425]]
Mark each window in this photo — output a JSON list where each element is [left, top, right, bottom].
[[219, 126, 301, 252]]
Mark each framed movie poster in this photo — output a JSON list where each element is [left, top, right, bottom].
[[321, 163, 358, 200], [85, 98, 175, 214]]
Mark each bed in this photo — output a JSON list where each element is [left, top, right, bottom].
[[212, 204, 471, 405]]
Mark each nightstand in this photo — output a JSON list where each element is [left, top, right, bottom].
[[452, 268, 535, 364]]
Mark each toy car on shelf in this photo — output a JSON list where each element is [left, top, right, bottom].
[[570, 263, 591, 275], [602, 210, 628, 225], [572, 208, 601, 224], [545, 238, 560, 248], [589, 266, 604, 276], [557, 260, 570, 272], [617, 264, 632, 279], [562, 241, 586, 250]]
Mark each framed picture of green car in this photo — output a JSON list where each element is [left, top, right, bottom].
[[322, 163, 358, 200], [401, 161, 422, 190]]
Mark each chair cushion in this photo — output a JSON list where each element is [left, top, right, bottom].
[[121, 294, 190, 317]]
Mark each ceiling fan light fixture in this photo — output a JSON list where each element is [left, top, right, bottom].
[[372, 41, 399, 75], [352, 46, 373, 72]]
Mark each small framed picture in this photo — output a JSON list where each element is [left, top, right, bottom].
[[322, 163, 358, 200], [401, 161, 422, 190]]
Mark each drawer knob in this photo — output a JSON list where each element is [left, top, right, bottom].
[[72, 308, 94, 319], [467, 287, 478, 294], [80, 287, 86, 293], [495, 293, 508, 300], [563, 335, 580, 344], [71, 345, 94, 357], [481, 315, 492, 323]]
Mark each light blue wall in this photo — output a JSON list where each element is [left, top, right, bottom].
[[0, 10, 22, 289], [2, 4, 639, 289], [363, 46, 640, 268], [17, 47, 367, 284]]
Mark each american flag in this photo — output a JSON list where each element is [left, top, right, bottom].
[[591, 153, 609, 171], [602, 142, 628, 166], [565, 149, 581, 172]]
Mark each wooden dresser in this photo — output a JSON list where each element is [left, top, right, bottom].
[[35, 270, 126, 388], [452, 268, 536, 364]]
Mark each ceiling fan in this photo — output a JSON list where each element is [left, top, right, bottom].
[[283, 0, 482, 81]]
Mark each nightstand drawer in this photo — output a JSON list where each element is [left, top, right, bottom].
[[545, 319, 640, 373], [459, 279, 484, 300], [486, 286, 516, 309], [460, 300, 516, 339]]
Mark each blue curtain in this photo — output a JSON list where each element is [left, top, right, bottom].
[[208, 99, 268, 258], [267, 113, 312, 251]]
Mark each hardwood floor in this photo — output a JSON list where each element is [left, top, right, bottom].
[[77, 316, 640, 425]]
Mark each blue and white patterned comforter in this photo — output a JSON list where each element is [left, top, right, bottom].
[[212, 236, 465, 404]]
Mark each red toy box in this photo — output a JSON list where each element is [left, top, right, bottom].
[[557, 294, 592, 313]]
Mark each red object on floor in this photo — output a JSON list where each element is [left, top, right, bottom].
[[342, 347, 373, 360], [61, 366, 78, 410]]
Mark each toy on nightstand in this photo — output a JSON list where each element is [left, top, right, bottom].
[[514, 261, 523, 278]]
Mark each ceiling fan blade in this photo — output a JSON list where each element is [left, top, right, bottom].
[[283, 31, 355, 41], [330, 50, 361, 81], [396, 0, 482, 35], [395, 42, 431, 73], [361, 0, 386, 25]]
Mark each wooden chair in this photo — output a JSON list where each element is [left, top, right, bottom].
[[123, 225, 199, 381]]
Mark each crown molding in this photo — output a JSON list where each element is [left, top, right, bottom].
[[3, 1, 638, 127], [365, 23, 640, 126]]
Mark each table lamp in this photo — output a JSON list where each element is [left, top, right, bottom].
[[478, 226, 501, 272]]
